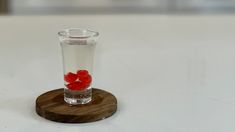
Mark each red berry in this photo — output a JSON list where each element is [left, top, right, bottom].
[[67, 81, 82, 90], [77, 70, 89, 78], [64, 72, 77, 83], [79, 74, 92, 85], [66, 81, 88, 91], [80, 82, 90, 90]]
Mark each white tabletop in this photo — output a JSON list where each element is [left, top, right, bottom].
[[1, 15, 235, 132]]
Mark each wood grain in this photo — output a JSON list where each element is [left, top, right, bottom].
[[36, 88, 117, 123]]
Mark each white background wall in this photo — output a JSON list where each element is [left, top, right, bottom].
[[9, 0, 235, 14]]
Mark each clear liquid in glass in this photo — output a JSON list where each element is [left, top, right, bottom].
[[61, 41, 95, 105]]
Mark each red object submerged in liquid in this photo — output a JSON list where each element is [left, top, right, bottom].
[[64, 70, 92, 90]]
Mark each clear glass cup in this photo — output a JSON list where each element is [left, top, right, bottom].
[[58, 28, 99, 105]]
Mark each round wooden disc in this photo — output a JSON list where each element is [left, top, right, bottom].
[[36, 88, 117, 123]]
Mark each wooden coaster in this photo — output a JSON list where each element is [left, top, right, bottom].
[[36, 88, 117, 123]]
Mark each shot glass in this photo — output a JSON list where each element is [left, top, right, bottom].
[[58, 28, 98, 105]]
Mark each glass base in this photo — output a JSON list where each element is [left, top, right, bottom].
[[64, 88, 92, 105], [64, 96, 91, 105]]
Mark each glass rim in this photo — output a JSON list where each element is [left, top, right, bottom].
[[58, 28, 99, 39]]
